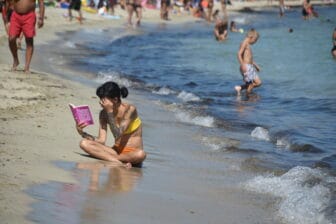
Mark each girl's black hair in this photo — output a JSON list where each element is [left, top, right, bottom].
[[96, 81, 128, 100]]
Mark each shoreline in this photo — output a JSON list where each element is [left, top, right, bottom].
[[0, 3, 335, 224]]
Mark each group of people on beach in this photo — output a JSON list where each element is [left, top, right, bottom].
[[1, 0, 335, 167]]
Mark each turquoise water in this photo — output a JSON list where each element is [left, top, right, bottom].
[[33, 5, 336, 224]]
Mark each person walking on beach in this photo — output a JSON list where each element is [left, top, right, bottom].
[[2, 0, 24, 48], [68, 0, 83, 24], [6, 0, 44, 73], [332, 28, 336, 58], [75, 81, 146, 167], [279, 0, 285, 17], [160, 0, 170, 20], [235, 29, 262, 95], [126, 0, 142, 27]]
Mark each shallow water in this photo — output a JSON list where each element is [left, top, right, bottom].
[[33, 6, 336, 224]]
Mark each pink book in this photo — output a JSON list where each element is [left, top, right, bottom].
[[69, 103, 94, 125]]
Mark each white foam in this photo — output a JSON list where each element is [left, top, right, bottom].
[[64, 41, 76, 48], [177, 91, 201, 102], [95, 71, 132, 87], [201, 137, 223, 151], [244, 166, 336, 224], [175, 110, 214, 127], [276, 137, 291, 149], [251, 127, 270, 141], [152, 87, 175, 95]]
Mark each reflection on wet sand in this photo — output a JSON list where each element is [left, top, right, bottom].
[[76, 161, 143, 193]]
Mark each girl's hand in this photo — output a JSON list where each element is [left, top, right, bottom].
[[99, 98, 114, 113], [76, 122, 88, 136]]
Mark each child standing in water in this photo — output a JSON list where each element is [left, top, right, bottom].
[[235, 29, 262, 95]]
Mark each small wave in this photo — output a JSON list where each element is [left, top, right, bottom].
[[251, 127, 270, 141], [201, 136, 240, 151], [95, 71, 133, 87], [175, 110, 214, 127], [276, 136, 291, 149], [64, 41, 76, 48], [177, 91, 201, 102], [184, 81, 198, 87], [290, 143, 323, 153], [152, 87, 176, 95], [244, 166, 336, 224]]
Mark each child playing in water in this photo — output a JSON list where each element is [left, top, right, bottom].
[[235, 29, 262, 95]]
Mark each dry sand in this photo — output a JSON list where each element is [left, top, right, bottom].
[[0, 1, 333, 223]]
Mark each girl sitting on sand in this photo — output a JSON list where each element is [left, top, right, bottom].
[[75, 81, 146, 167]]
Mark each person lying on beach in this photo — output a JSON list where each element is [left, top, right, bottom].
[[5, 0, 44, 73], [75, 81, 146, 168], [235, 29, 262, 95]]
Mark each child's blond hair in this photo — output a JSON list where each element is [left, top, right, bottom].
[[246, 28, 259, 39]]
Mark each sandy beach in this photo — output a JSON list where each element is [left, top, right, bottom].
[[0, 1, 335, 223]]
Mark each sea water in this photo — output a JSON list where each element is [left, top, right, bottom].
[[38, 5, 336, 224]]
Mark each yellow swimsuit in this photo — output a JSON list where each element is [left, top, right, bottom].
[[123, 117, 142, 135]]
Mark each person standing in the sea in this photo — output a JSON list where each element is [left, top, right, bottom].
[[332, 28, 336, 58], [5, 0, 44, 73], [235, 29, 262, 95]]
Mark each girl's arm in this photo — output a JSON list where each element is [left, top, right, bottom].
[[77, 110, 107, 144]]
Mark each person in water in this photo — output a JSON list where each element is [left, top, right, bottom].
[[331, 28, 336, 58], [213, 10, 228, 41], [235, 29, 262, 95], [75, 81, 146, 167]]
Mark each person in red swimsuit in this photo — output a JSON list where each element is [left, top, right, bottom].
[[5, 0, 44, 73]]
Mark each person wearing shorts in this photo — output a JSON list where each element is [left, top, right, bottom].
[[68, 0, 83, 24], [6, 0, 44, 73], [235, 29, 262, 95]]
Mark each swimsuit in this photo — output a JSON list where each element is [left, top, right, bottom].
[[242, 64, 258, 83], [126, 0, 142, 8], [9, 11, 36, 38], [113, 144, 138, 155], [124, 117, 141, 135]]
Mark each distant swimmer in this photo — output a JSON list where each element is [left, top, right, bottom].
[[214, 19, 228, 41], [332, 28, 336, 58], [235, 29, 262, 95], [230, 21, 244, 33]]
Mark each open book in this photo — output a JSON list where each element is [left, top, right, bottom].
[[69, 103, 94, 125]]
